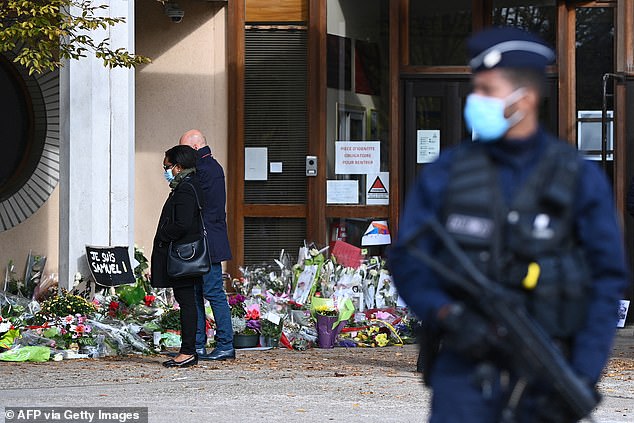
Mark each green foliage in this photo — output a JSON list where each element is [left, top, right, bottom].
[[158, 308, 181, 332], [0, 0, 150, 75], [260, 319, 283, 339], [116, 281, 145, 307], [133, 246, 151, 295]]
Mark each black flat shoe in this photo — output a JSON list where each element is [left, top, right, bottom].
[[162, 354, 198, 368]]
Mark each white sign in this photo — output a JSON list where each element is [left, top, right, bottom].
[[245, 147, 268, 180], [618, 300, 630, 328], [269, 162, 283, 173], [417, 130, 440, 163], [327, 180, 359, 204], [366, 172, 389, 205], [335, 141, 381, 174]]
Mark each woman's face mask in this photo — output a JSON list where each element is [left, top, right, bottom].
[[464, 88, 526, 142], [164, 169, 175, 183]]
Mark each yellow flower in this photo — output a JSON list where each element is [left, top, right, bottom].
[[376, 333, 389, 347]]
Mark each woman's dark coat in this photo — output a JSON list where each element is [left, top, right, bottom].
[[151, 173, 204, 288]]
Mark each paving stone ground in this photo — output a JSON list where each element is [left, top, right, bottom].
[[1, 331, 633, 423]]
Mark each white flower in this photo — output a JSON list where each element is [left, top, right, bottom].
[[0, 322, 11, 332], [231, 316, 246, 334]]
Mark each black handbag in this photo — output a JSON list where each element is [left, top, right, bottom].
[[167, 182, 211, 278]]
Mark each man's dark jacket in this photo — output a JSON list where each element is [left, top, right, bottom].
[[196, 146, 232, 263]]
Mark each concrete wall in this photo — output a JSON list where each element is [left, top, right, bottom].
[[134, 0, 228, 259], [0, 0, 228, 280], [0, 188, 60, 279]]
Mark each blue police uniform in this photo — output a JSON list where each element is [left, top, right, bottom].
[[388, 27, 629, 422]]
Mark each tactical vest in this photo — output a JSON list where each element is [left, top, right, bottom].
[[441, 140, 591, 339]]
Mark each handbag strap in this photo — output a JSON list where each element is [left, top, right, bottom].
[[182, 181, 207, 237]]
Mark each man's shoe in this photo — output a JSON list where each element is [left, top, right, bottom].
[[199, 347, 235, 361], [195, 348, 207, 356]]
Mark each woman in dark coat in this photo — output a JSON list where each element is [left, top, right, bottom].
[[151, 145, 204, 368]]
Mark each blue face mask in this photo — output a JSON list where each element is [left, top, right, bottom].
[[164, 169, 175, 183], [464, 89, 525, 142]]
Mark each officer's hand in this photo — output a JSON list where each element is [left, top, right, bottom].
[[535, 379, 600, 423], [437, 303, 492, 359]]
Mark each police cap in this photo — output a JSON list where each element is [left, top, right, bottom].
[[467, 27, 555, 73]]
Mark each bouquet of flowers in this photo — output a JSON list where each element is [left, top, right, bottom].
[[341, 319, 404, 348], [39, 314, 95, 350], [38, 290, 96, 318], [313, 302, 338, 317], [229, 294, 260, 335]]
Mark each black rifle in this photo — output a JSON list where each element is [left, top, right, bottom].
[[405, 218, 599, 422]]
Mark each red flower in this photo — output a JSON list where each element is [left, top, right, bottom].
[[144, 295, 156, 306], [245, 308, 260, 321], [109, 301, 120, 311]]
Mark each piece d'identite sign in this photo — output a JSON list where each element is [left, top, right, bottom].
[[85, 246, 135, 287]]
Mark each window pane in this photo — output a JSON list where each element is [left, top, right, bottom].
[[409, 1, 472, 66], [327, 0, 390, 205], [575, 7, 615, 162], [492, 0, 557, 51], [576, 7, 614, 111]]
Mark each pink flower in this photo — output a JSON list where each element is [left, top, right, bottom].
[[64, 315, 75, 324]]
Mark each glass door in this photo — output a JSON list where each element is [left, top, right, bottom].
[[325, 0, 393, 256], [402, 78, 471, 197]]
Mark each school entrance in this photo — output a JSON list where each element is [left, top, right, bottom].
[[226, 0, 634, 278]]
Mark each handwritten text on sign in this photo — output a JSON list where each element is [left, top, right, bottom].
[[85, 245, 135, 286], [335, 141, 381, 174]]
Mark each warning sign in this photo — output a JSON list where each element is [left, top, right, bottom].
[[366, 172, 389, 205]]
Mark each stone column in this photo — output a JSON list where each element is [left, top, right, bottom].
[[59, 0, 135, 289]]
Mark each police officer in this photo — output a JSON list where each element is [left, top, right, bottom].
[[389, 27, 629, 422]]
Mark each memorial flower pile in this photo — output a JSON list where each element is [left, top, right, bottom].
[[0, 242, 416, 362]]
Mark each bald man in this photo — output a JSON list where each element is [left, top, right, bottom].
[[179, 129, 234, 360]]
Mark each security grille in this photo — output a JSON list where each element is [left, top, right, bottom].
[[244, 217, 306, 266], [244, 29, 308, 204]]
